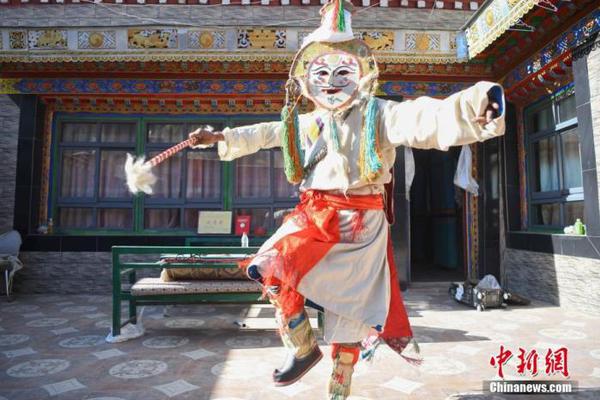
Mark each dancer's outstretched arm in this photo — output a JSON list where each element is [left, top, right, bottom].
[[379, 81, 505, 150], [189, 121, 282, 161]]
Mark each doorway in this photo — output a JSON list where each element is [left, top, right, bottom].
[[410, 148, 466, 282]]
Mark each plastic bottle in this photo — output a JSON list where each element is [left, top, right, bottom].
[[241, 232, 249, 247], [574, 218, 585, 235]]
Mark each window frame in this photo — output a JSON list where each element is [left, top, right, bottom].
[[140, 118, 227, 233], [50, 113, 295, 236], [53, 117, 138, 233], [228, 117, 299, 233], [525, 86, 583, 231]]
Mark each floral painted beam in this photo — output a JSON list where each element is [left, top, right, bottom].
[[0, 77, 473, 98]]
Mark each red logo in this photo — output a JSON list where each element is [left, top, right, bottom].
[[490, 346, 569, 378]]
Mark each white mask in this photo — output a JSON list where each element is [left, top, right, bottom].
[[305, 52, 361, 110]]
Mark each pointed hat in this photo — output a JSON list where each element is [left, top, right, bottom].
[[301, 0, 355, 46]]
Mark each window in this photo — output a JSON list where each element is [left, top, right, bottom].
[[143, 121, 224, 231], [230, 120, 299, 237], [56, 122, 135, 230], [52, 116, 298, 234], [526, 86, 583, 229]]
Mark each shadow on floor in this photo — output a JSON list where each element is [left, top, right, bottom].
[[411, 325, 489, 344]]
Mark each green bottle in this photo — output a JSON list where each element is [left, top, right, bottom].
[[574, 218, 585, 235]]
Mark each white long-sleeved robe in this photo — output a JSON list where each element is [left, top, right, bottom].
[[215, 81, 506, 343], [218, 81, 505, 195]]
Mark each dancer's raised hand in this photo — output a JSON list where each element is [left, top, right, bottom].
[[472, 91, 502, 126], [189, 128, 224, 147]]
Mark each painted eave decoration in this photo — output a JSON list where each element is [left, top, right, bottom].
[[464, 0, 539, 58], [0, 27, 462, 65], [501, 7, 599, 102]]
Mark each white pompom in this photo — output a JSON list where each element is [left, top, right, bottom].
[[124, 153, 157, 195]]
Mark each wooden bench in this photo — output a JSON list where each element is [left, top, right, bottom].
[[111, 245, 324, 337]]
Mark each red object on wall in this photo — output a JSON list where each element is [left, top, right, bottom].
[[235, 215, 251, 235], [254, 226, 267, 236]]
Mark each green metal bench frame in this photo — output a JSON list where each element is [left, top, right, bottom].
[[111, 245, 324, 337]]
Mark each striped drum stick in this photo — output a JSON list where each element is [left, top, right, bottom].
[[124, 128, 208, 194], [148, 136, 200, 167]]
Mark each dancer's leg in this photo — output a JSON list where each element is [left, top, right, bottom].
[[246, 264, 322, 386], [328, 343, 360, 400], [272, 306, 322, 386]]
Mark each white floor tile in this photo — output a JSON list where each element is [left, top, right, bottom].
[[42, 379, 86, 396], [3, 347, 37, 358], [51, 327, 79, 335], [153, 379, 199, 397], [92, 349, 126, 360], [380, 376, 424, 394], [182, 348, 217, 360]]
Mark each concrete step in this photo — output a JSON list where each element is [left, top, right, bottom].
[[407, 281, 454, 289]]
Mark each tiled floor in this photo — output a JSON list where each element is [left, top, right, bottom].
[[0, 286, 599, 399]]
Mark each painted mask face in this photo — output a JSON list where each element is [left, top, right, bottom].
[[306, 52, 361, 110]]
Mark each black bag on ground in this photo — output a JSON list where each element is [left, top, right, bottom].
[[449, 279, 508, 312]]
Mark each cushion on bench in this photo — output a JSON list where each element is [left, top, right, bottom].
[[160, 267, 246, 281], [131, 278, 261, 296]]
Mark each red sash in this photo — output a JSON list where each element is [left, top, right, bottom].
[[268, 190, 383, 316], [252, 189, 413, 349]]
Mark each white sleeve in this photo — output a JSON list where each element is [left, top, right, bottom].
[[217, 121, 282, 161], [380, 81, 506, 151]]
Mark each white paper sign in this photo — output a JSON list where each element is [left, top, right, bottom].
[[197, 211, 232, 234]]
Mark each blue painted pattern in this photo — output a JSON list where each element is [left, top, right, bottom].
[[13, 79, 286, 95], [380, 81, 470, 97], [504, 9, 600, 90], [9, 78, 473, 98]]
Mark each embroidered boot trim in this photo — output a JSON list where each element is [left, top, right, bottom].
[[278, 309, 318, 359], [328, 343, 360, 400]]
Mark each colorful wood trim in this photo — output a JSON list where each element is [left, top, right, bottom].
[[3, 78, 286, 95], [0, 60, 493, 79], [0, 51, 462, 65], [0, 60, 291, 75], [476, 0, 598, 67], [515, 103, 528, 230], [39, 97, 295, 115], [505, 52, 574, 105], [379, 81, 473, 98], [39, 107, 54, 226], [502, 8, 599, 94], [465, 0, 539, 59], [2, 78, 477, 98], [464, 143, 480, 279], [0, 0, 484, 8], [0, 27, 461, 64]]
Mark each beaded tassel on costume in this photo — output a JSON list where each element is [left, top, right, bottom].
[[358, 97, 383, 182], [280, 78, 304, 184]]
